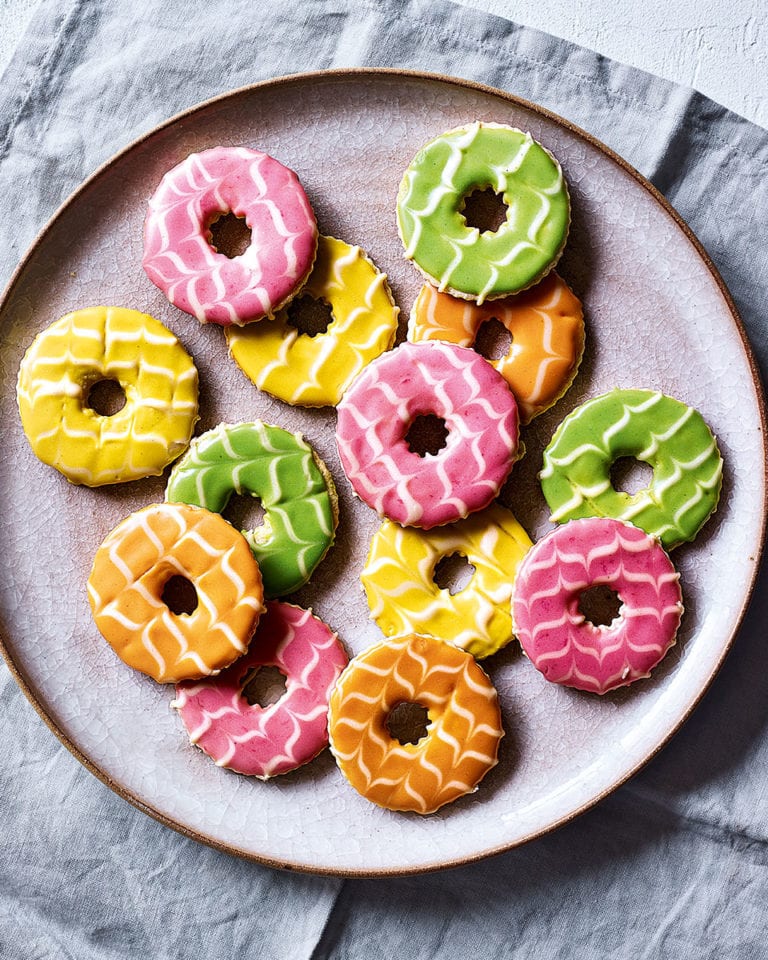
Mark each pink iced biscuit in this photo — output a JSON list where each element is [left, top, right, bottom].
[[143, 146, 318, 326], [512, 517, 683, 694], [172, 601, 348, 778], [335, 340, 520, 530]]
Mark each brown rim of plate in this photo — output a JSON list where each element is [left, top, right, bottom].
[[0, 67, 766, 879]]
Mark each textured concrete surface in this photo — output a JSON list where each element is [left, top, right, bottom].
[[0, 0, 766, 129], [456, 0, 768, 128]]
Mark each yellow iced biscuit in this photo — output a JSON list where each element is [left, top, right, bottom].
[[17, 306, 199, 486], [362, 504, 533, 659], [226, 235, 399, 407]]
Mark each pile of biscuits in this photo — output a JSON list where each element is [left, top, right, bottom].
[[16, 124, 722, 815]]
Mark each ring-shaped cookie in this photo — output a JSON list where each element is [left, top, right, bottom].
[[396, 122, 570, 303], [362, 505, 532, 659], [335, 341, 520, 530], [512, 517, 683, 694], [165, 421, 338, 598], [17, 306, 199, 486], [87, 502, 264, 683], [540, 388, 723, 549], [226, 235, 399, 407], [409, 272, 585, 423], [328, 633, 504, 813], [142, 146, 318, 325], [172, 601, 348, 779]]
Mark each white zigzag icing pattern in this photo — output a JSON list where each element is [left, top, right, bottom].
[[165, 421, 336, 599], [407, 272, 584, 423], [362, 505, 532, 659], [540, 389, 723, 549], [143, 146, 317, 325], [17, 306, 198, 486], [396, 123, 570, 302], [335, 341, 519, 530], [226, 235, 399, 407], [172, 601, 348, 779], [328, 634, 503, 814], [88, 502, 264, 683], [512, 517, 683, 694]]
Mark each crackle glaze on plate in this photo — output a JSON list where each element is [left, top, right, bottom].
[[0, 70, 765, 876]]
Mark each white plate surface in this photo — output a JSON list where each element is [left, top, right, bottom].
[[0, 70, 764, 875]]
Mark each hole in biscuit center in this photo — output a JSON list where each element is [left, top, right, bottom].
[[85, 378, 126, 416], [578, 585, 622, 627], [242, 665, 288, 707], [286, 295, 334, 337], [474, 317, 513, 361], [406, 414, 448, 457], [224, 494, 265, 533], [208, 211, 252, 258], [161, 575, 198, 616], [610, 457, 654, 496], [386, 701, 430, 745], [433, 552, 476, 595], [462, 186, 509, 233]]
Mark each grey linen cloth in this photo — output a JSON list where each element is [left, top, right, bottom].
[[1, 1, 768, 957]]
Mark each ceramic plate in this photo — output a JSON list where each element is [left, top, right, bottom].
[[0, 70, 765, 876]]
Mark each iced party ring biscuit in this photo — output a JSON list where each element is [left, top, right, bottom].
[[226, 235, 399, 407], [173, 601, 348, 779], [328, 633, 504, 814], [166, 421, 337, 598], [335, 340, 520, 530], [409, 272, 585, 423], [17, 306, 198, 486], [540, 389, 723, 550], [87, 502, 264, 683], [362, 505, 532, 659], [512, 517, 683, 694], [143, 146, 318, 325], [396, 122, 570, 303]]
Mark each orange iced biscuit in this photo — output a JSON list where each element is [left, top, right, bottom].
[[328, 634, 503, 814], [409, 272, 584, 423], [88, 502, 264, 683]]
